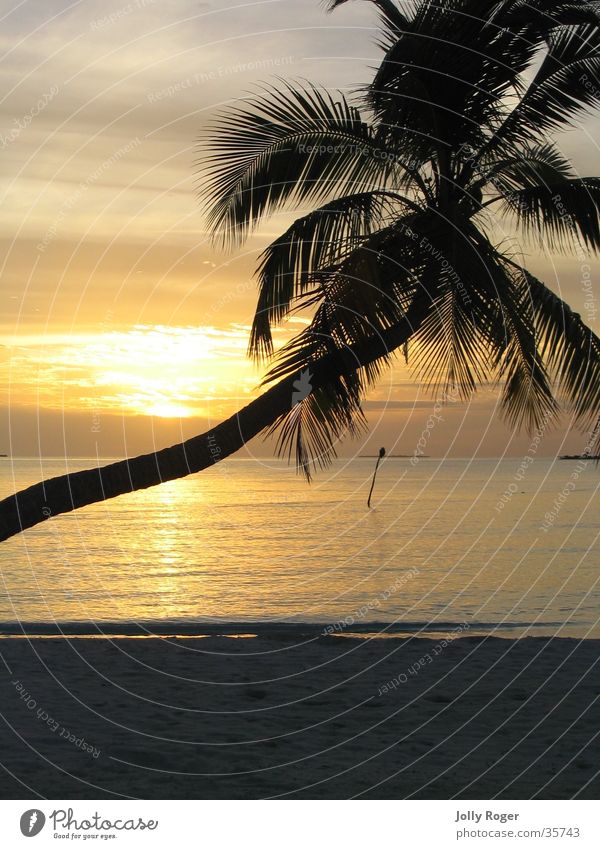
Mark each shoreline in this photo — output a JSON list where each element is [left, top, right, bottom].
[[0, 619, 591, 640]]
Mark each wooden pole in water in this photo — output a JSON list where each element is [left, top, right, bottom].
[[367, 447, 386, 509]]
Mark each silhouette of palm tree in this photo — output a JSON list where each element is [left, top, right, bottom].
[[2, 0, 600, 540]]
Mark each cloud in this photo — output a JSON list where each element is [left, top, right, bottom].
[[0, 323, 268, 417]]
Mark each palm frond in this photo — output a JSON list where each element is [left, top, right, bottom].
[[445, 231, 560, 432], [262, 211, 441, 387], [260, 219, 439, 476], [265, 289, 429, 478], [368, 0, 537, 160], [515, 265, 600, 431], [249, 190, 420, 359], [475, 142, 574, 194], [410, 224, 559, 432], [499, 0, 600, 31], [497, 177, 600, 251], [491, 16, 600, 145], [268, 370, 368, 479], [199, 80, 404, 245], [488, 268, 559, 432], [325, 0, 412, 43], [411, 284, 483, 396], [409, 219, 500, 397]]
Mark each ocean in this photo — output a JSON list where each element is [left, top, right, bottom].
[[0, 457, 598, 637]]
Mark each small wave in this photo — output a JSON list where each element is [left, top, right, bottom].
[[0, 618, 574, 639]]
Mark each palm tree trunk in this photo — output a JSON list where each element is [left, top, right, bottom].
[[0, 303, 427, 542]]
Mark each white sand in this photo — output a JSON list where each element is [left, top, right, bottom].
[[0, 635, 598, 799]]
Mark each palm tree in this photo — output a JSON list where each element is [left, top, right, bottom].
[[2, 0, 600, 542]]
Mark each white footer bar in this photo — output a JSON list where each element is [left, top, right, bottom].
[[0, 800, 598, 848]]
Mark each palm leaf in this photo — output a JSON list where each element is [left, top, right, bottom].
[[265, 289, 429, 478], [325, 0, 411, 41], [249, 190, 420, 359], [260, 219, 438, 476], [515, 265, 600, 432], [489, 271, 559, 432], [475, 142, 574, 195], [268, 370, 368, 479], [199, 81, 403, 245], [262, 210, 440, 386], [409, 220, 500, 397], [498, 177, 600, 251], [368, 0, 535, 160], [490, 15, 600, 145]]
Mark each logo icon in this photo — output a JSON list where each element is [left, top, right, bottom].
[[20, 810, 45, 837], [292, 369, 312, 406]]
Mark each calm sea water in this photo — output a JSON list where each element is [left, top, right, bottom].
[[0, 457, 598, 637]]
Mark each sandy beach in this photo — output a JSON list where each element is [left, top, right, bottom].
[[0, 634, 598, 799]]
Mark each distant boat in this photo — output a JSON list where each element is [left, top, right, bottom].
[[359, 454, 429, 458], [562, 423, 600, 460], [0, 454, 7, 457], [559, 454, 600, 460]]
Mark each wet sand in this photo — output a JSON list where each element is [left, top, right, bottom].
[[0, 635, 598, 799]]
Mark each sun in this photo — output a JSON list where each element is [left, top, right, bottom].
[[146, 402, 194, 419]]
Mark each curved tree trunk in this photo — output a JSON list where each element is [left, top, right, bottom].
[[0, 305, 426, 542]]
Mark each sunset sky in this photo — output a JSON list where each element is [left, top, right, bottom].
[[2, 0, 599, 460]]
